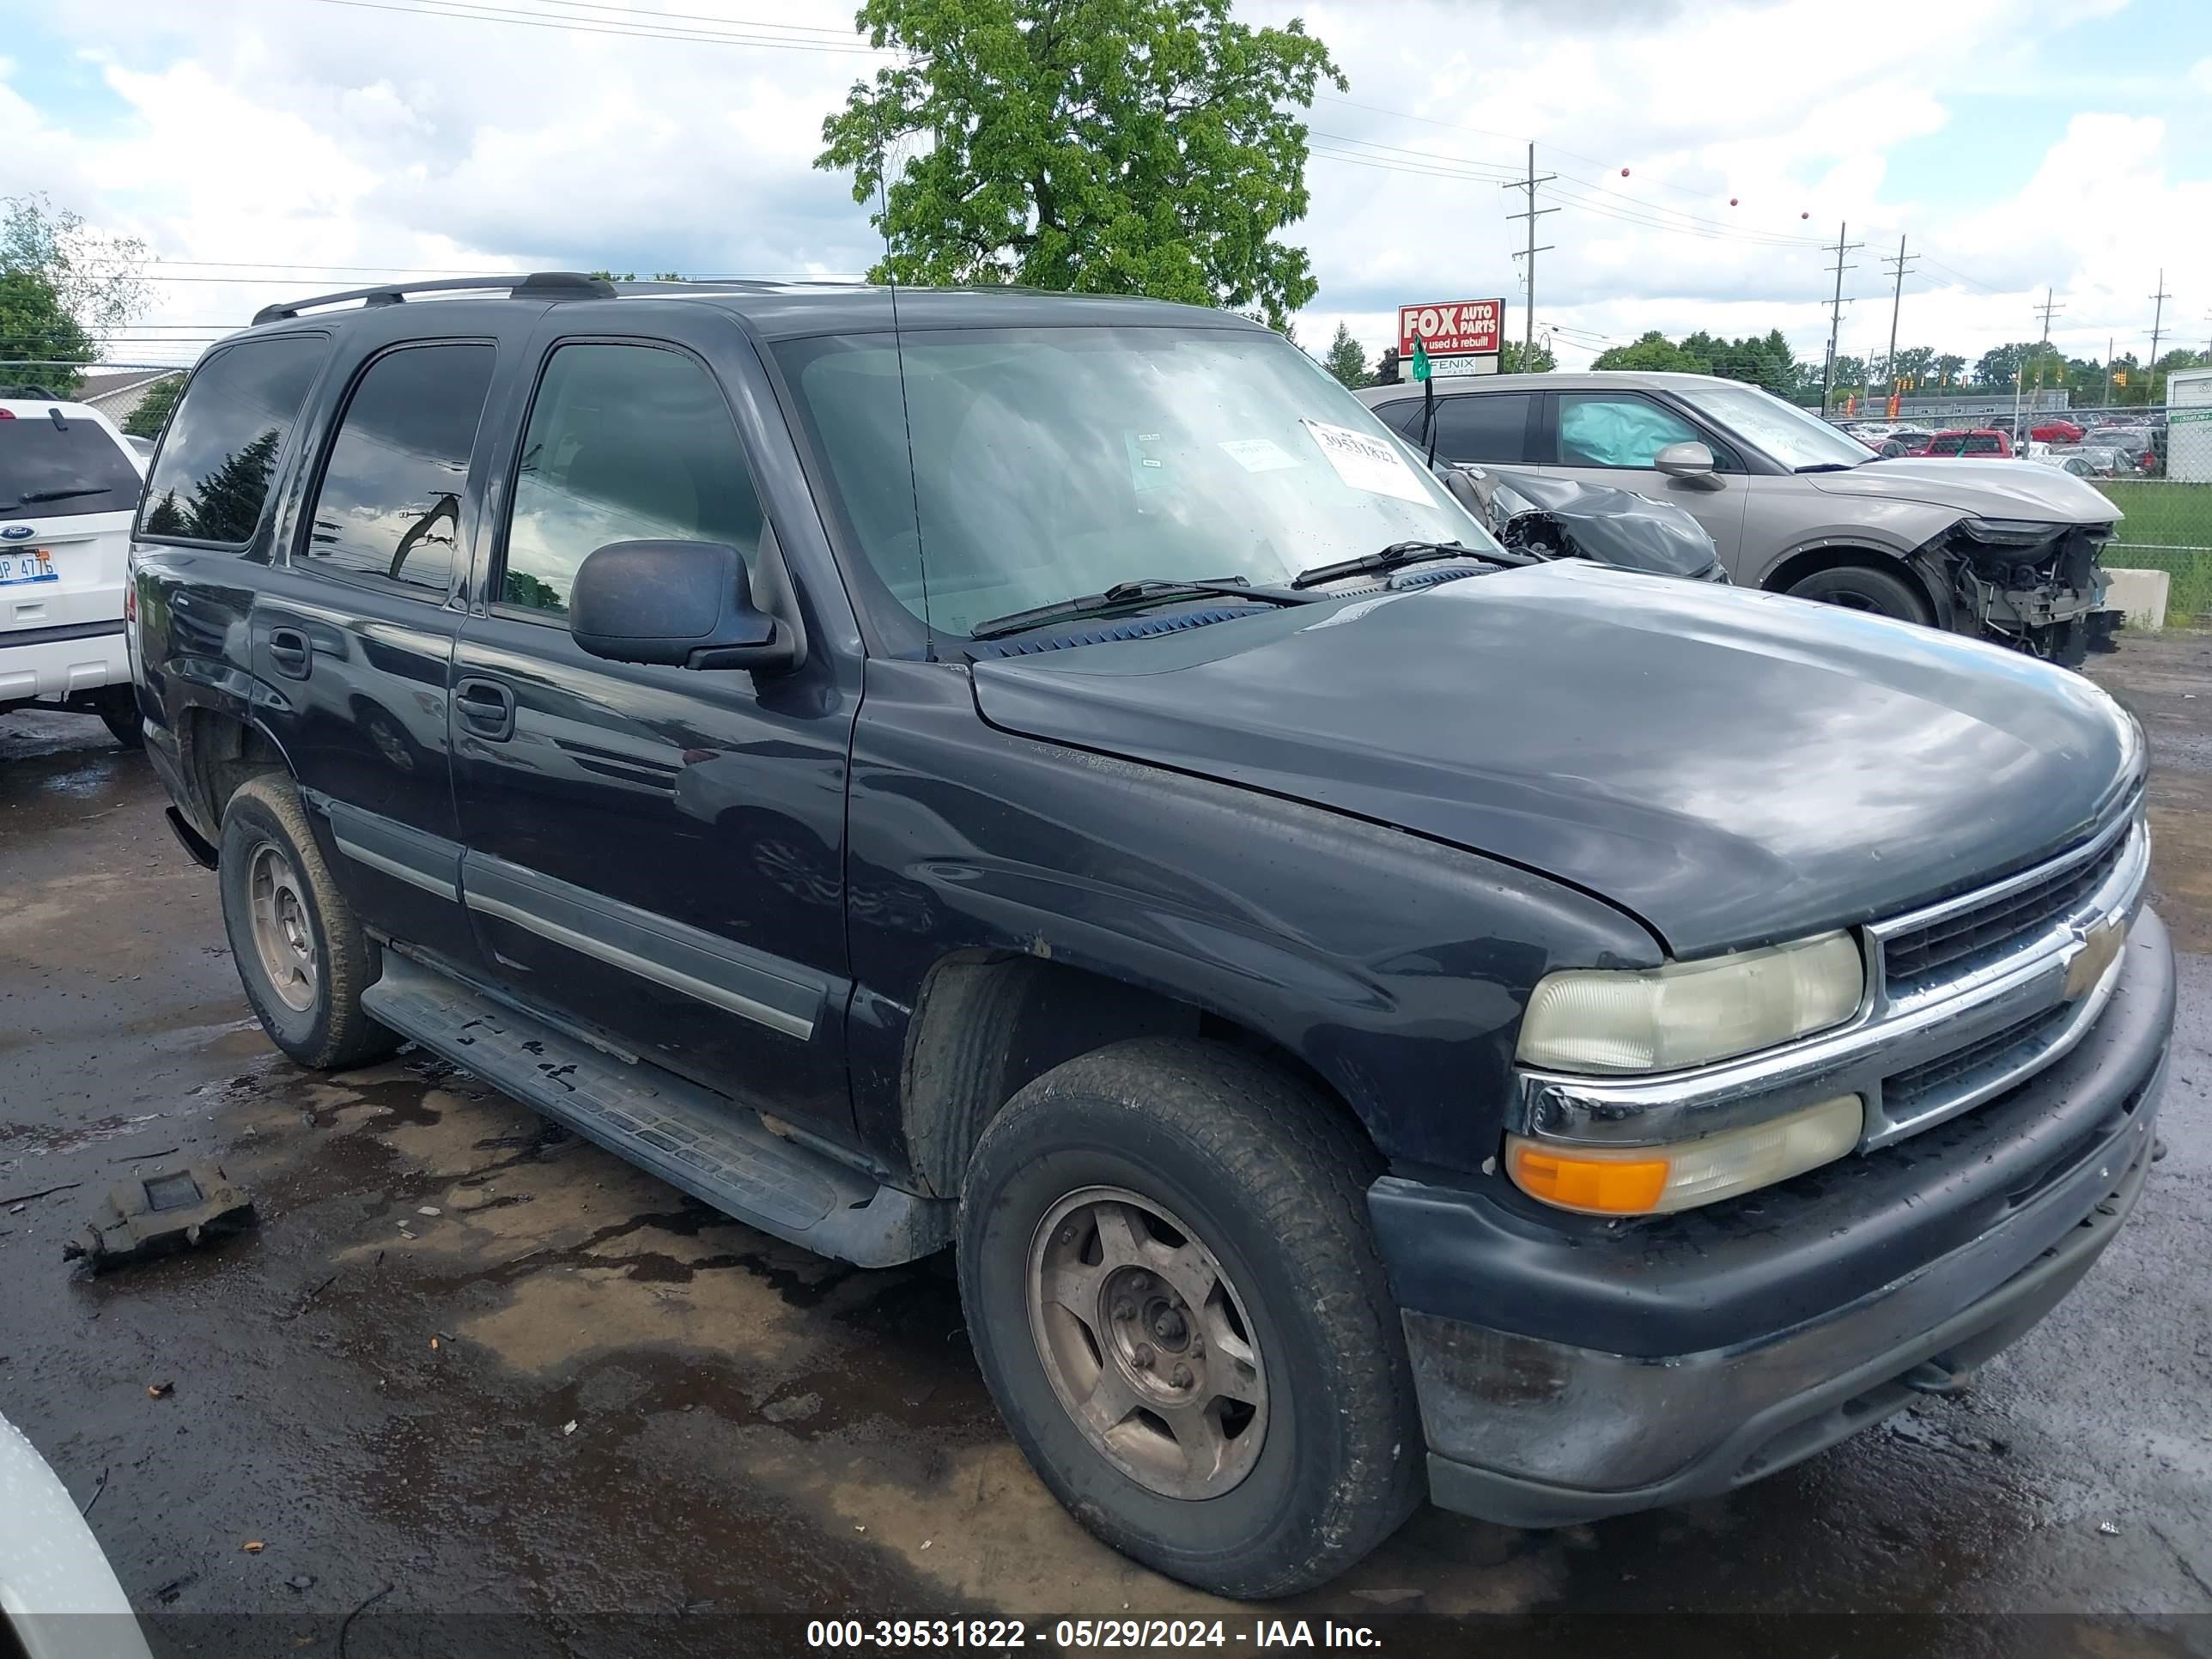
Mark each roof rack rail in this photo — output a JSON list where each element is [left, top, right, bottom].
[[252, 270, 617, 327]]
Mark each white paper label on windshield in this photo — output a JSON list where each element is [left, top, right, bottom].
[[1218, 437, 1300, 473], [1300, 419, 1431, 503]]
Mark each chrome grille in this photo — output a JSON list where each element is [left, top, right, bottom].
[[1883, 829, 2131, 991], [1881, 1002, 2074, 1119]]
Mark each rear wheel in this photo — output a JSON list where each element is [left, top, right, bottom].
[[218, 775, 398, 1070], [957, 1038, 1422, 1598], [1785, 562, 1932, 625]]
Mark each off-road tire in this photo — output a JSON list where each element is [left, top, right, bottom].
[[957, 1037, 1423, 1598], [96, 686, 144, 750], [218, 774, 398, 1070], [1786, 562, 1933, 625]]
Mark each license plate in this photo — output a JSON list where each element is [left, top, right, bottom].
[[0, 549, 57, 586]]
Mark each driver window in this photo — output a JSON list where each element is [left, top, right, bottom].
[[501, 343, 763, 617]]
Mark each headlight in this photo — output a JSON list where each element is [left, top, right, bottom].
[[1958, 517, 2062, 545], [1516, 931, 1863, 1074], [1506, 1093, 1864, 1215]]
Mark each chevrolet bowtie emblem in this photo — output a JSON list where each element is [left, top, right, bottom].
[[2063, 915, 2125, 1001]]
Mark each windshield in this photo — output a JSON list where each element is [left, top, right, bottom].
[[775, 325, 1494, 640], [1, 408, 144, 520], [1673, 383, 1875, 471]]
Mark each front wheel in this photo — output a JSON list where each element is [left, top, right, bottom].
[[1785, 562, 1933, 625], [958, 1038, 1422, 1598]]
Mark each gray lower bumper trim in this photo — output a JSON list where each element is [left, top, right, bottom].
[[1420, 1126, 2154, 1528]]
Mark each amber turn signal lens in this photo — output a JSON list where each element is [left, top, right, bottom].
[[1505, 1094, 1865, 1217], [1506, 1142, 1669, 1214]]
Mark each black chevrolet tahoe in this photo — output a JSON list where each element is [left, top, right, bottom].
[[125, 274, 2174, 1598]]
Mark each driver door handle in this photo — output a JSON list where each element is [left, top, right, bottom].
[[453, 677, 516, 742]]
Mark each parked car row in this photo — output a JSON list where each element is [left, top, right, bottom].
[[114, 276, 2172, 1599]]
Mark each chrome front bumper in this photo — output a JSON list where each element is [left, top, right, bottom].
[[1513, 805, 2148, 1153]]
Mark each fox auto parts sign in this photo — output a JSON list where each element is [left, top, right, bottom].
[[1398, 299, 1504, 360]]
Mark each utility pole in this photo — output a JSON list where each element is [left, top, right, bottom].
[[1880, 236, 1915, 396], [2106, 336, 2114, 411], [2148, 269, 2170, 394], [1820, 222, 1863, 414], [2032, 289, 2063, 405], [1500, 143, 1556, 361]]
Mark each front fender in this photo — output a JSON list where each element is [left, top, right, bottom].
[[1747, 495, 1962, 588], [844, 660, 1661, 1176]]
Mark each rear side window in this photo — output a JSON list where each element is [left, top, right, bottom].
[[141, 334, 327, 545], [299, 343, 496, 596], [1369, 399, 1425, 439], [1964, 434, 1999, 454], [499, 343, 764, 617], [1431, 392, 1535, 464], [1, 408, 143, 520]]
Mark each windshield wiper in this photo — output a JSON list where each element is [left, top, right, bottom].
[[1793, 462, 1860, 474], [1291, 539, 1528, 590], [969, 577, 1318, 641], [16, 484, 114, 504]]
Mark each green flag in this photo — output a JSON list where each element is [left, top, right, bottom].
[[1412, 340, 1432, 382]]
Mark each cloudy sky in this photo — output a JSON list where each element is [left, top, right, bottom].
[[3, 0, 2207, 376]]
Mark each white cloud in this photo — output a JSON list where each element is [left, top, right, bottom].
[[0, 0, 2203, 379]]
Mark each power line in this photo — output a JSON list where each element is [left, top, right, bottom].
[[1502, 145, 1557, 359], [301, 0, 895, 53]]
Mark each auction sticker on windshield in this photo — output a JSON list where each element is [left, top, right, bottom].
[[1218, 437, 1300, 473], [1299, 419, 1430, 504]]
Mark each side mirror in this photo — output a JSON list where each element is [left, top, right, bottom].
[[1655, 441, 1717, 478], [568, 539, 797, 672]]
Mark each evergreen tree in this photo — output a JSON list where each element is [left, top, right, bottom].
[[1321, 322, 1368, 388]]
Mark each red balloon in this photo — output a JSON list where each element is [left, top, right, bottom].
[[1729, 197, 1739, 206], [1801, 210, 1810, 219], [1620, 167, 1631, 177]]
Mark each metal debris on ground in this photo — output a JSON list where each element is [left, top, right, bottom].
[[2100, 1521, 2122, 1535], [60, 1164, 256, 1273], [562, 1419, 578, 1436]]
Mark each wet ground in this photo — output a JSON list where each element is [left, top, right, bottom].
[[3, 635, 2209, 1659]]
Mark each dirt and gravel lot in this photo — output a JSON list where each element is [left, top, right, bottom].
[[2, 632, 2208, 1659]]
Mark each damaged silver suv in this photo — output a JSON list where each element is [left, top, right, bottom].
[[1360, 371, 2113, 663]]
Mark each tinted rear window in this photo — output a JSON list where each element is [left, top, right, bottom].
[[141, 334, 329, 546], [1431, 392, 1535, 464], [1, 410, 143, 520]]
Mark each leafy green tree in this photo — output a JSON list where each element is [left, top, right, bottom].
[[1592, 331, 1705, 374], [2, 194, 149, 396], [817, 0, 1345, 329], [1973, 342, 2041, 386], [0, 270, 93, 396], [124, 374, 184, 439], [1370, 345, 1401, 386], [1890, 345, 1936, 389], [1497, 338, 1554, 374], [1320, 321, 1367, 388], [1932, 353, 1966, 388]]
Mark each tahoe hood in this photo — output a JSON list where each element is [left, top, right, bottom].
[[970, 564, 2140, 957]]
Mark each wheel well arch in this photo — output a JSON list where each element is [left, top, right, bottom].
[[1760, 544, 1948, 623], [178, 704, 293, 841], [896, 950, 1369, 1199]]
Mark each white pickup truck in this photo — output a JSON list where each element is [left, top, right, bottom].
[[1, 395, 149, 746]]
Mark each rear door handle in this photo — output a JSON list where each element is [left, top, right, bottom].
[[268, 628, 311, 678], [454, 677, 516, 742]]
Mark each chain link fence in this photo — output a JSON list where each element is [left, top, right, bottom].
[[2096, 480, 2209, 625]]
